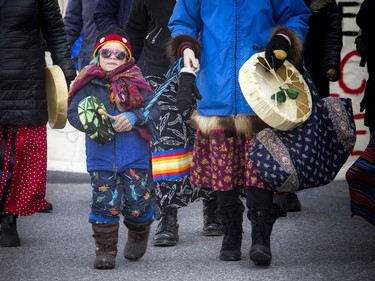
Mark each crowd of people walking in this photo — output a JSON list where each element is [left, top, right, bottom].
[[0, 0, 373, 272]]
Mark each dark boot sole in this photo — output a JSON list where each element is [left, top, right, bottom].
[[219, 255, 241, 261], [0, 236, 21, 247], [94, 263, 115, 270], [37, 202, 53, 213], [250, 249, 271, 266], [153, 239, 178, 247], [94, 255, 116, 269], [285, 205, 301, 212], [219, 252, 242, 261], [203, 230, 224, 236]]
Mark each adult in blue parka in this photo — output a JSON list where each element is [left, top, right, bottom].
[[167, 0, 311, 266]]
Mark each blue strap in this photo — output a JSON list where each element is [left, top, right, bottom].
[[144, 57, 183, 113], [140, 57, 183, 142]]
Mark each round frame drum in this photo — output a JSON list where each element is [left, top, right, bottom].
[[45, 65, 68, 129], [239, 52, 312, 131]]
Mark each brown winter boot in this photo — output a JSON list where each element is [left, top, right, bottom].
[[92, 222, 119, 269], [123, 220, 153, 261]]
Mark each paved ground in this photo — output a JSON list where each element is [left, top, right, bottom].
[[0, 171, 374, 281]]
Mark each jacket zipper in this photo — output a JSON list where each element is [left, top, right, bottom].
[[151, 28, 163, 44]]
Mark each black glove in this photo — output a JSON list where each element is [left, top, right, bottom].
[[176, 68, 202, 111], [265, 34, 290, 71]]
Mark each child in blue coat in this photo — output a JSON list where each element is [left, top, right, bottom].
[[67, 28, 161, 269]]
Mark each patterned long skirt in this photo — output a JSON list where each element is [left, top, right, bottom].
[[147, 74, 212, 208], [190, 129, 272, 193], [346, 131, 375, 226], [0, 125, 48, 216]]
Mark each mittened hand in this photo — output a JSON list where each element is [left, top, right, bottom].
[[265, 34, 291, 71], [326, 68, 339, 81], [111, 112, 138, 132], [176, 68, 202, 111]]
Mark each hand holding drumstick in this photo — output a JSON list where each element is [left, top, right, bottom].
[[98, 108, 136, 132]]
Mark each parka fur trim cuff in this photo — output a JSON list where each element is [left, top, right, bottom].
[[310, 0, 336, 12], [191, 111, 268, 137], [167, 34, 201, 62], [270, 26, 304, 67]]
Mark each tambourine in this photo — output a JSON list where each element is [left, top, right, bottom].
[[239, 52, 312, 131], [45, 65, 68, 129]]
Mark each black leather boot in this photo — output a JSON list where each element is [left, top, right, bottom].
[[153, 206, 179, 246], [273, 193, 302, 216], [247, 188, 277, 266], [285, 193, 302, 212], [203, 196, 224, 236], [0, 214, 21, 247], [92, 222, 119, 269]]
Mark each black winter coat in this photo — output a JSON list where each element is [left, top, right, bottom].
[[303, 0, 342, 98], [125, 0, 175, 76], [64, 0, 100, 71], [0, 0, 76, 126], [93, 0, 132, 31], [356, 0, 375, 128]]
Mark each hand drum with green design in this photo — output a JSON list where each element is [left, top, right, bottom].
[[239, 52, 312, 131], [78, 96, 115, 144]]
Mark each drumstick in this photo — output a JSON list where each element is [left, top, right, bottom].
[[98, 108, 116, 121]]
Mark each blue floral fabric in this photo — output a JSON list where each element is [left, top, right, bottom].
[[249, 66, 356, 193]]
